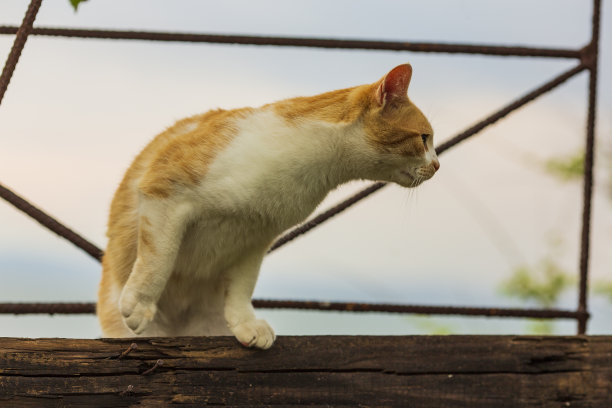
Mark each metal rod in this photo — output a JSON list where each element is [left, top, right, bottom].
[[0, 302, 96, 314], [268, 182, 387, 252], [0, 26, 583, 59], [0, 183, 104, 261], [577, 0, 601, 335], [0, 0, 42, 106], [435, 63, 586, 155], [0, 301, 586, 320]]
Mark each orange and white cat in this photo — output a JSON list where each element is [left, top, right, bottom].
[[97, 64, 439, 349]]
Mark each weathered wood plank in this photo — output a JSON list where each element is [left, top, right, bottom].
[[0, 336, 610, 407]]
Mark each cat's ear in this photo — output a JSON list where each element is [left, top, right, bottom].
[[375, 64, 413, 106]]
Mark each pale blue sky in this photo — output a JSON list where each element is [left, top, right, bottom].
[[0, 0, 610, 336]]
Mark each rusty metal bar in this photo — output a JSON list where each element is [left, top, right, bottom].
[[0, 26, 583, 59], [0, 301, 586, 320], [0, 183, 104, 261], [0, 302, 96, 314], [269, 62, 586, 253], [435, 63, 586, 155], [268, 182, 386, 252], [0, 0, 42, 106], [577, 0, 601, 335]]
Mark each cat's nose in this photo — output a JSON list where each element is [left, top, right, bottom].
[[432, 159, 440, 171]]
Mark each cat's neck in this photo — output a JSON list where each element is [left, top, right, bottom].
[[212, 85, 377, 218], [281, 84, 374, 172], [271, 84, 373, 125], [287, 119, 365, 190], [264, 88, 376, 191]]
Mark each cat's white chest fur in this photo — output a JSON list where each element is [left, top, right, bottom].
[[196, 110, 360, 232]]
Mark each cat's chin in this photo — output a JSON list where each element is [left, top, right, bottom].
[[393, 169, 422, 188]]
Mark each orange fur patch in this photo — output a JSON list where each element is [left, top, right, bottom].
[[272, 85, 374, 124], [139, 108, 253, 198]]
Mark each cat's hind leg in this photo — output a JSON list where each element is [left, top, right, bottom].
[[98, 269, 136, 337], [223, 249, 276, 349], [119, 197, 192, 335]]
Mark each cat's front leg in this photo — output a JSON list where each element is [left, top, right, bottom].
[[120, 199, 192, 335], [223, 250, 276, 349]]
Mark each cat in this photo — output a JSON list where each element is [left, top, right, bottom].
[[97, 63, 439, 349]]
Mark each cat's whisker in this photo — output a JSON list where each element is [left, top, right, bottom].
[[401, 191, 414, 224], [406, 186, 415, 203], [411, 176, 425, 206]]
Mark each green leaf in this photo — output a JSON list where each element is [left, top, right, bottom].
[[545, 150, 585, 181], [69, 0, 89, 11], [500, 259, 574, 308]]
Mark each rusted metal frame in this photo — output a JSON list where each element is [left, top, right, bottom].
[[0, 5, 597, 325], [0, 26, 583, 59], [0, 183, 104, 261], [576, 0, 601, 335], [270, 62, 587, 253], [0, 0, 42, 105], [259, 300, 586, 319], [0, 301, 587, 320]]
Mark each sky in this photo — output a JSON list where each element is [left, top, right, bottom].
[[0, 0, 611, 337]]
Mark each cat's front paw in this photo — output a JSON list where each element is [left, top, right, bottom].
[[231, 319, 276, 350], [119, 288, 157, 335]]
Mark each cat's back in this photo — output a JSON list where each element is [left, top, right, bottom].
[[108, 108, 254, 219], [130, 108, 253, 197], [113, 82, 370, 211]]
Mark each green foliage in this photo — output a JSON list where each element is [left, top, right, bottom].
[[545, 150, 585, 181], [500, 258, 574, 335], [69, 0, 89, 11], [526, 320, 555, 335], [501, 260, 574, 308]]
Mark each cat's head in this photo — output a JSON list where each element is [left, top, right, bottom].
[[362, 64, 439, 188]]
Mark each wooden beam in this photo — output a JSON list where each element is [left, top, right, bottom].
[[0, 336, 610, 407]]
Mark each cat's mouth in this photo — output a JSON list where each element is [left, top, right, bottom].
[[399, 170, 414, 179]]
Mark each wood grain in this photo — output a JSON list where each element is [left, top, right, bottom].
[[0, 336, 610, 407]]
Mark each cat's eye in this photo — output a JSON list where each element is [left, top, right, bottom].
[[421, 134, 430, 146]]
